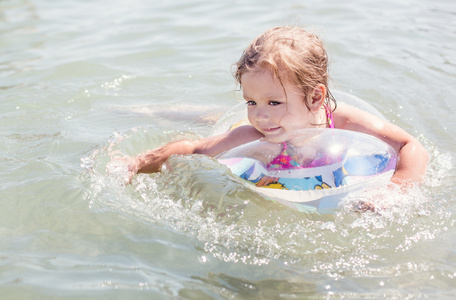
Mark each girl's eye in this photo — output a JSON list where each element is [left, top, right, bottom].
[[246, 100, 256, 106], [268, 101, 281, 106]]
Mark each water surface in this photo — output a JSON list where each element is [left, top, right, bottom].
[[1, 0, 455, 298]]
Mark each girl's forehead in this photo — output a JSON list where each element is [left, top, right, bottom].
[[241, 68, 299, 91], [241, 69, 279, 89], [242, 66, 273, 77], [241, 68, 305, 101], [241, 67, 280, 84]]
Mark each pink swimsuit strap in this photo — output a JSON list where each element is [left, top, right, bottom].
[[325, 103, 334, 129]]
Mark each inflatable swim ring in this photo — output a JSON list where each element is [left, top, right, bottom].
[[213, 91, 397, 213]]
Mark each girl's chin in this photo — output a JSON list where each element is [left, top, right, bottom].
[[261, 129, 290, 141]]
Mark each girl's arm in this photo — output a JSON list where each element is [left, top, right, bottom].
[[334, 104, 428, 186], [109, 125, 263, 182]]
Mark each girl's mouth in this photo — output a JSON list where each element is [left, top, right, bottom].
[[263, 126, 281, 133]]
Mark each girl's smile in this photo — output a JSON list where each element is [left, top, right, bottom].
[[241, 68, 325, 137]]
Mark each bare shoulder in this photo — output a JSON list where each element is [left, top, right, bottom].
[[333, 103, 417, 152], [193, 125, 263, 157], [333, 103, 386, 132]]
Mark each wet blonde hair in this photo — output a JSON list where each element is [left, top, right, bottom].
[[234, 26, 335, 112]]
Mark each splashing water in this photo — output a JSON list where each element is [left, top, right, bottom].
[[80, 126, 455, 291]]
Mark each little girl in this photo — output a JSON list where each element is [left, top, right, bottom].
[[111, 26, 428, 186]]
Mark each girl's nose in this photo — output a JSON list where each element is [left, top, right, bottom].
[[252, 105, 269, 121]]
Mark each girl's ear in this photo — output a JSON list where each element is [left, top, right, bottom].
[[308, 84, 326, 111]]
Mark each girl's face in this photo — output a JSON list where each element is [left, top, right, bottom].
[[241, 68, 321, 137]]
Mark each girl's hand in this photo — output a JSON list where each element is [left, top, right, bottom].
[[106, 154, 141, 184], [354, 181, 408, 213], [106, 140, 197, 184]]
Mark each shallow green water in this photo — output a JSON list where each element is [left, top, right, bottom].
[[1, 0, 455, 299]]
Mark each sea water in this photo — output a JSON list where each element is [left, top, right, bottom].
[[1, 0, 455, 298]]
